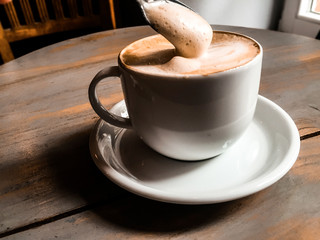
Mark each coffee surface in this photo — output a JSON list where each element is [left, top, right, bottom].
[[121, 31, 260, 76]]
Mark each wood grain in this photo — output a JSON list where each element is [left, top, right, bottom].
[[0, 26, 155, 235], [0, 26, 319, 238], [3, 136, 320, 240]]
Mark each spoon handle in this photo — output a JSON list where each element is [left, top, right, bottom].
[[136, 0, 195, 29], [137, 0, 193, 11], [165, 0, 193, 10]]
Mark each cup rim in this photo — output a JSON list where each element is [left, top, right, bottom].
[[118, 30, 263, 80]]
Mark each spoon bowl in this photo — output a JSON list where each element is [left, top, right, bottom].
[[135, 0, 213, 58], [136, 0, 194, 28]]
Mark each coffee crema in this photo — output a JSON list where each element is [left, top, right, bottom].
[[120, 31, 260, 76]]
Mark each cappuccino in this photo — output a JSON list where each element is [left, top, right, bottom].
[[89, 1, 263, 160], [120, 31, 260, 76]]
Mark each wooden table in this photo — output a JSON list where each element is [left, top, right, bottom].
[[0, 25, 319, 239]]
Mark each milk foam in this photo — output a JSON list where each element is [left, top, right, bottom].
[[143, 1, 212, 58], [121, 32, 260, 76]]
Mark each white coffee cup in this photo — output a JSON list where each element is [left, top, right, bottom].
[[89, 31, 263, 161]]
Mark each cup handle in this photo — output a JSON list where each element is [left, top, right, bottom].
[[88, 66, 132, 129]]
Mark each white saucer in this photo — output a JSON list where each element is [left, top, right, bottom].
[[89, 96, 300, 204]]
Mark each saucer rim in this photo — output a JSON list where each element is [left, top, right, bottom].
[[89, 95, 300, 204]]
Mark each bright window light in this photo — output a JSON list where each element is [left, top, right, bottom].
[[311, 0, 320, 13], [298, 0, 320, 23]]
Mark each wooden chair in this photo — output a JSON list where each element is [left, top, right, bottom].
[[0, 0, 118, 63]]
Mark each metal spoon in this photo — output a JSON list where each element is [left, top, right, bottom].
[[135, 0, 212, 58], [136, 0, 194, 29]]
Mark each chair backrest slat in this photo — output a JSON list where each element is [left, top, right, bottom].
[[0, 0, 118, 63], [52, 0, 65, 20], [67, 0, 79, 18], [36, 0, 50, 22], [83, 0, 93, 16], [4, 2, 20, 28], [20, 0, 35, 25], [108, 0, 116, 29]]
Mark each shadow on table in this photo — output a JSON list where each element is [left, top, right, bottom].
[[45, 123, 262, 234], [91, 194, 251, 233], [44, 124, 125, 203]]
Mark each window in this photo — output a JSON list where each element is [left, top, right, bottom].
[[298, 0, 320, 23], [311, 0, 320, 13]]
